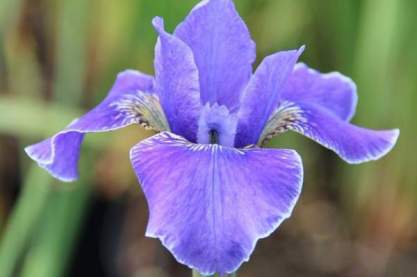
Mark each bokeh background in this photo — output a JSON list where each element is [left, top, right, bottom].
[[0, 0, 416, 276]]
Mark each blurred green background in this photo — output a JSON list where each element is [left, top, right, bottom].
[[0, 0, 416, 276]]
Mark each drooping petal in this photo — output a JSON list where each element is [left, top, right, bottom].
[[130, 132, 303, 275], [282, 63, 358, 121], [261, 102, 399, 163], [174, 0, 256, 110], [25, 70, 168, 182], [153, 17, 202, 142], [235, 47, 304, 147]]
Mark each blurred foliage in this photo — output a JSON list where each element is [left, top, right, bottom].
[[0, 0, 416, 276]]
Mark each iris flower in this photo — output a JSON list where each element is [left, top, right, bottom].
[[25, 0, 399, 275]]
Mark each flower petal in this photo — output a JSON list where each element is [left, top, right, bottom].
[[235, 47, 304, 147], [25, 70, 168, 182], [153, 17, 202, 142], [174, 0, 256, 110], [130, 132, 303, 275], [282, 63, 358, 121], [261, 102, 399, 163]]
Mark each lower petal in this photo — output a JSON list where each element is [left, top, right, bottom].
[[25, 70, 168, 182], [270, 102, 399, 163], [130, 132, 303, 275]]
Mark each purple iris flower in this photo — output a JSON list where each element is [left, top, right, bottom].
[[25, 0, 399, 275]]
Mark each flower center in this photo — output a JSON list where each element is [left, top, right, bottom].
[[209, 129, 220, 144], [197, 103, 238, 147]]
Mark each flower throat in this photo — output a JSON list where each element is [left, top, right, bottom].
[[209, 129, 220, 144]]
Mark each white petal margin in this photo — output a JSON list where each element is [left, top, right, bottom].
[[130, 132, 303, 275]]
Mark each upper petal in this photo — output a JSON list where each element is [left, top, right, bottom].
[[282, 63, 358, 121], [174, 0, 256, 110], [153, 17, 202, 142], [235, 47, 304, 147], [25, 70, 168, 182], [130, 132, 303, 275]]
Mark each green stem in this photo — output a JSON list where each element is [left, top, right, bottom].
[[19, 171, 91, 277], [0, 166, 52, 277]]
